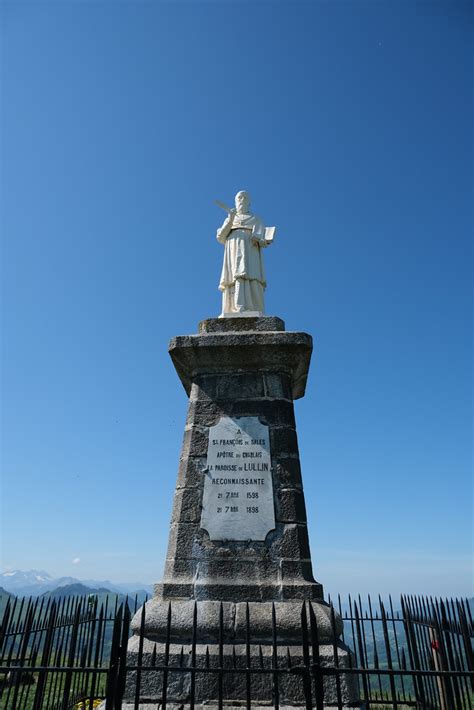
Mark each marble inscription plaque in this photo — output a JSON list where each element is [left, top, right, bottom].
[[200, 416, 275, 541]]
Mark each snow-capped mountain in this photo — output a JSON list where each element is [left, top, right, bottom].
[[0, 570, 54, 594], [0, 569, 153, 597]]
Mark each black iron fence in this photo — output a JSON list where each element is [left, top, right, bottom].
[[0, 593, 140, 710], [0, 592, 472, 709]]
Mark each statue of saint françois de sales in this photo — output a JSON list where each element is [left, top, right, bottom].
[[215, 190, 275, 317]]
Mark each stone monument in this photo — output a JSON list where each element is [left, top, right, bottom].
[[125, 193, 357, 707]]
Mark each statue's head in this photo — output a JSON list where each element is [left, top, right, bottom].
[[235, 190, 251, 214]]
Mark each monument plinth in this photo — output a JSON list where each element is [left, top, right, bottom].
[[160, 316, 321, 606], [126, 317, 357, 706]]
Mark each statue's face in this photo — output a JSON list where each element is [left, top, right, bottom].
[[235, 191, 250, 214]]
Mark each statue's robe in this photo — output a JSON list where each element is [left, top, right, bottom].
[[217, 212, 268, 316]]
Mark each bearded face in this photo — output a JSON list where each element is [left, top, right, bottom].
[[235, 191, 250, 214]]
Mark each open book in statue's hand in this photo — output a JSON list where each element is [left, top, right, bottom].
[[264, 227, 276, 244]]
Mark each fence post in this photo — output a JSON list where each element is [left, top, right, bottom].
[[88, 605, 105, 710], [300, 602, 313, 710], [133, 602, 146, 710], [458, 602, 474, 693], [9, 604, 35, 710], [271, 602, 280, 710], [401, 596, 427, 707], [308, 602, 324, 710], [0, 597, 13, 654], [434, 599, 459, 709], [115, 601, 131, 708], [32, 600, 57, 710], [428, 625, 447, 710], [380, 601, 398, 708], [61, 604, 81, 708], [105, 603, 123, 710]]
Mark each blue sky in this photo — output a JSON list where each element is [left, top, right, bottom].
[[1, 0, 472, 598]]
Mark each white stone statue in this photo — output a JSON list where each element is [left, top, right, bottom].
[[216, 191, 275, 317]]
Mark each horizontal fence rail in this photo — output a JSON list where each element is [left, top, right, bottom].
[[0, 592, 472, 709]]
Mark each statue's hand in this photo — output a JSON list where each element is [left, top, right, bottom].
[[227, 208, 236, 224]]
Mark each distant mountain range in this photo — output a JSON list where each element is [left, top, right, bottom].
[[0, 569, 153, 598], [41, 583, 121, 599], [38, 583, 150, 610]]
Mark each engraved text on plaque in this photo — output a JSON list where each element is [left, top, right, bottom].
[[200, 416, 275, 541]]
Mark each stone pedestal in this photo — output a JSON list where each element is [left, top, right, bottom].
[[126, 317, 359, 707]]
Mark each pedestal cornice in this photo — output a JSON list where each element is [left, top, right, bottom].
[[169, 319, 312, 401]]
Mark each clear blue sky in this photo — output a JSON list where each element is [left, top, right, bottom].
[[1, 0, 472, 598]]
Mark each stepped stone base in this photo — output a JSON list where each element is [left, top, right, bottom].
[[130, 599, 342, 644], [124, 638, 359, 707]]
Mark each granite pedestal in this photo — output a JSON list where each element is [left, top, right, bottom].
[[125, 317, 359, 707]]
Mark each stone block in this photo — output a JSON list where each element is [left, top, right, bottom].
[[273, 457, 303, 489], [280, 582, 324, 600], [162, 557, 197, 582], [279, 559, 316, 583], [270, 427, 299, 456], [275, 488, 307, 523], [264, 372, 292, 400], [268, 524, 311, 560], [186, 400, 230, 427], [233, 601, 302, 642], [193, 582, 282, 602], [232, 399, 296, 427], [232, 600, 338, 643], [195, 558, 279, 585], [132, 599, 236, 643], [176, 457, 205, 489], [160, 582, 195, 598], [170, 487, 203, 524], [180, 426, 208, 458], [167, 526, 276, 565], [210, 541, 270, 560], [191, 375, 220, 401], [166, 522, 202, 560], [216, 372, 266, 400], [198, 316, 285, 333]]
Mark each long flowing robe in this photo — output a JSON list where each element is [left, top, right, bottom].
[[216, 212, 267, 314]]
